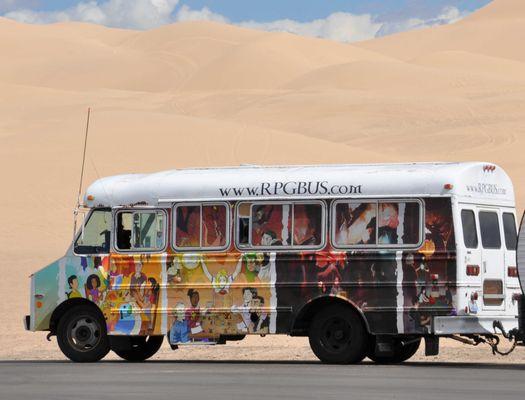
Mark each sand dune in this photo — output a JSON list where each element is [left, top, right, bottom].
[[1, 0, 525, 360], [358, 0, 525, 62]]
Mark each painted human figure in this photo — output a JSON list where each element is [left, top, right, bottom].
[[250, 296, 269, 333], [185, 289, 206, 334], [417, 287, 430, 305], [141, 277, 159, 332], [167, 256, 182, 284], [67, 275, 83, 299], [257, 253, 272, 282], [86, 274, 102, 304], [169, 303, 190, 344], [108, 262, 123, 289], [130, 261, 147, 304], [201, 255, 242, 295], [232, 287, 257, 333], [243, 253, 261, 283], [261, 230, 282, 246], [316, 252, 343, 295]]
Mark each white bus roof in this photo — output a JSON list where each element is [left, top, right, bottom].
[[84, 162, 515, 208]]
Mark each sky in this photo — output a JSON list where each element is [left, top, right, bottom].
[[0, 0, 492, 42]]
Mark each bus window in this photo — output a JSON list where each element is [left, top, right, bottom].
[[74, 209, 111, 254], [251, 203, 292, 247], [175, 205, 201, 248], [334, 200, 420, 248], [174, 203, 229, 250], [293, 203, 323, 246], [202, 204, 227, 248], [116, 210, 166, 251], [334, 202, 377, 246], [502, 213, 517, 250], [246, 202, 324, 249], [461, 210, 478, 249], [378, 202, 420, 245], [478, 211, 501, 249]]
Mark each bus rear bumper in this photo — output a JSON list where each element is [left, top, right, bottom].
[[433, 315, 518, 335]]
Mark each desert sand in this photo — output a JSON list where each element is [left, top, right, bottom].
[[1, 0, 524, 362]]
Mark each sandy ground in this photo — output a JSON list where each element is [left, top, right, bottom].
[[15, 334, 525, 364], [1, 0, 525, 362]]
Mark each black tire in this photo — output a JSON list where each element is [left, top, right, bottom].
[[112, 336, 164, 362], [308, 304, 368, 364], [56, 305, 110, 362], [367, 338, 421, 364]]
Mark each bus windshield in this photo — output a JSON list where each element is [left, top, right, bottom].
[[74, 209, 111, 254]]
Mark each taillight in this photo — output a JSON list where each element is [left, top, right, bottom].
[[508, 266, 518, 278], [466, 265, 480, 276]]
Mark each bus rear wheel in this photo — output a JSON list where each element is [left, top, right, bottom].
[[57, 305, 110, 362], [112, 336, 164, 362], [367, 338, 421, 364], [308, 304, 368, 364]]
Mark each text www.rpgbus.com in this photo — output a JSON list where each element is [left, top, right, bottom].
[[219, 181, 363, 197]]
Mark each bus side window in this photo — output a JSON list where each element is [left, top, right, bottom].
[[378, 201, 420, 245], [174, 203, 229, 250], [461, 210, 478, 249], [334, 202, 377, 246], [202, 204, 227, 248], [116, 210, 166, 252], [502, 213, 517, 250], [293, 203, 323, 246], [175, 205, 201, 248], [74, 209, 111, 254], [133, 211, 165, 250], [245, 201, 324, 249], [478, 211, 501, 249], [251, 203, 292, 247]]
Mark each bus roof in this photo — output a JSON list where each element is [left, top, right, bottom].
[[84, 162, 515, 208]]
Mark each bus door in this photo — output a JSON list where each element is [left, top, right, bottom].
[[501, 209, 519, 290], [459, 205, 483, 293], [477, 208, 506, 311]]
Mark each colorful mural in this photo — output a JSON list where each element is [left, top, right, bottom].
[[32, 197, 457, 341]]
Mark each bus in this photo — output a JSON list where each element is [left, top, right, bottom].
[[24, 162, 525, 363]]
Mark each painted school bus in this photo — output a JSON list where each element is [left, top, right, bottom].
[[25, 162, 524, 363]]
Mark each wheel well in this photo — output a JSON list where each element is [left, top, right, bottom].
[[49, 298, 104, 334], [290, 296, 370, 336]]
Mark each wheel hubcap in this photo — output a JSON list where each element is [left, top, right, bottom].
[[67, 316, 101, 352], [321, 317, 351, 352]]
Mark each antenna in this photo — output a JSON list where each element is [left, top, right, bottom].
[[73, 108, 91, 238]]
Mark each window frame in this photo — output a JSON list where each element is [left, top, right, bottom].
[[73, 207, 112, 256], [502, 212, 517, 251], [172, 201, 230, 252], [330, 198, 425, 250], [113, 208, 168, 254], [235, 200, 327, 251], [460, 209, 479, 250], [478, 210, 502, 250]]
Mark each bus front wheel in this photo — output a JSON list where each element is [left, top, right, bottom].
[[56, 305, 110, 362], [112, 336, 164, 362], [308, 304, 368, 364]]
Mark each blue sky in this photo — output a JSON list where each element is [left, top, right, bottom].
[[0, 0, 492, 42], [9, 0, 491, 21]]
